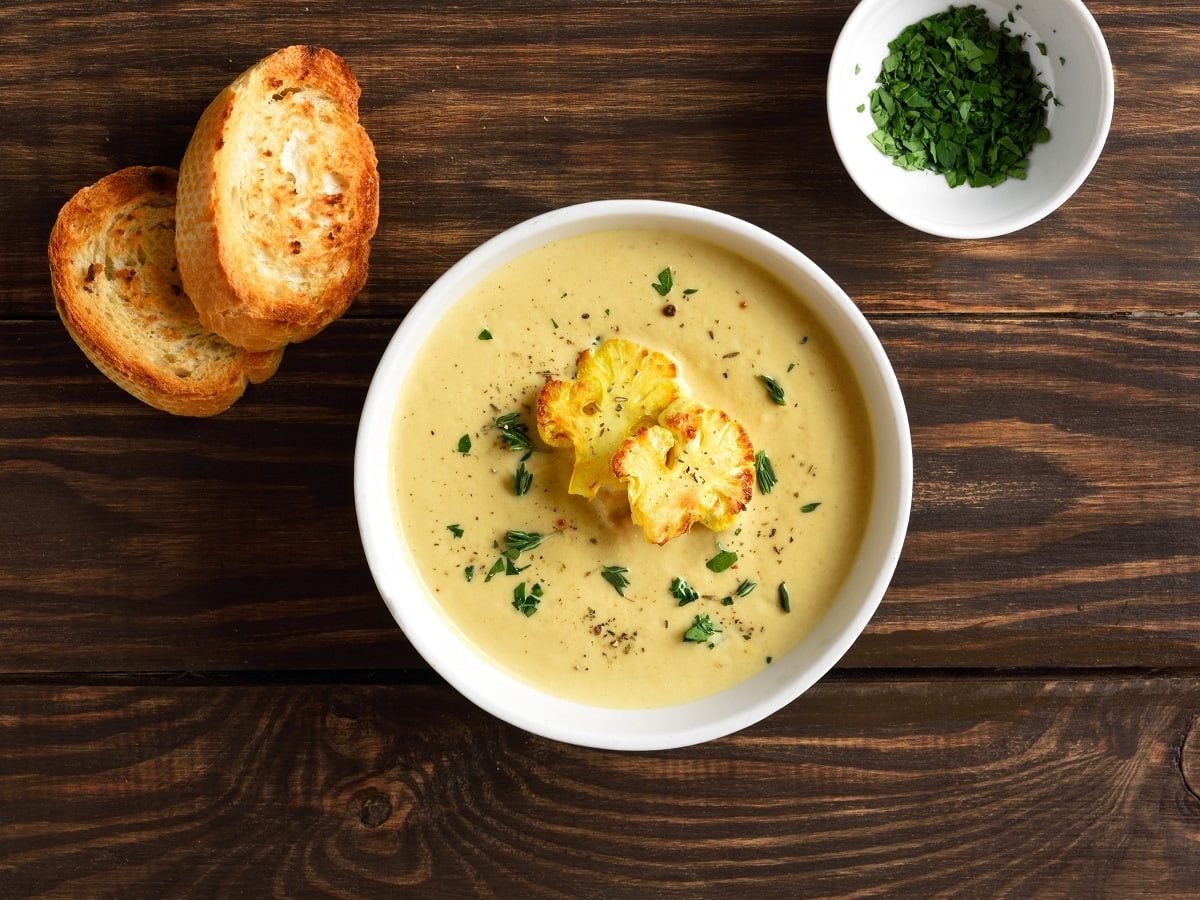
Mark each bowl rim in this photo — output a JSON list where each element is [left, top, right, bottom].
[[826, 0, 1115, 239], [354, 199, 913, 749]]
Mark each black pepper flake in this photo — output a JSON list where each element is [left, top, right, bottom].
[[581, 313, 590, 320]]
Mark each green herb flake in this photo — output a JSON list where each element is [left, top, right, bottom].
[[505, 557, 529, 576], [600, 564, 630, 597], [478, 329, 493, 341], [464, 565, 475, 582], [484, 558, 505, 582], [755, 451, 777, 494], [651, 267, 673, 296], [856, 103, 865, 113], [505, 530, 545, 555], [758, 374, 787, 406], [735, 579, 757, 598], [706, 545, 738, 573], [682, 288, 698, 296], [512, 582, 543, 617], [1036, 41, 1047, 56], [671, 577, 699, 606], [446, 524, 464, 539], [866, 4, 1053, 189], [787, 363, 796, 373], [494, 412, 534, 452], [683, 614, 721, 643], [513, 460, 533, 496], [766, 656, 773, 664], [456, 434, 471, 454], [779, 582, 791, 613], [721, 596, 734, 606], [1059, 56, 1066, 66], [800, 336, 809, 345], [801, 502, 822, 513]]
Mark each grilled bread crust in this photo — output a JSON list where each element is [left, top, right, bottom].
[[176, 45, 379, 351], [49, 167, 283, 416]]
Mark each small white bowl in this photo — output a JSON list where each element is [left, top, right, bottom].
[[355, 201, 912, 750], [828, 0, 1113, 239]]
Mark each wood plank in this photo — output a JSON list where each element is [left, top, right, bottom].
[[0, 677, 1197, 895], [1, 317, 1195, 673], [0, 1, 1196, 317]]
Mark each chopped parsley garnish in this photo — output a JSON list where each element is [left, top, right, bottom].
[[478, 329, 493, 340], [456, 434, 471, 454], [682, 287, 698, 296], [1036, 41, 1047, 56], [755, 451, 777, 494], [721, 579, 755, 606], [671, 577, 699, 606], [779, 582, 791, 613], [867, 4, 1053, 188], [651, 267, 673, 296], [505, 557, 528, 576], [857, 103, 865, 113], [446, 524, 464, 538], [513, 460, 532, 496], [512, 582, 543, 617], [706, 545, 738, 573], [600, 565, 630, 597], [484, 558, 505, 582], [683, 614, 720, 643], [854, 63, 861, 75], [757, 374, 786, 406], [504, 530, 545, 555], [801, 502, 822, 513], [464, 565, 475, 582], [787, 363, 796, 373], [494, 412, 534, 452]]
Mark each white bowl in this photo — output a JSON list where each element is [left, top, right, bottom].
[[828, 0, 1113, 238], [355, 201, 912, 750]]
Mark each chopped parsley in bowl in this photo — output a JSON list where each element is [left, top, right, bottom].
[[828, 0, 1113, 238]]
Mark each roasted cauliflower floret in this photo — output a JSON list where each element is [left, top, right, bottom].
[[612, 398, 755, 545], [537, 338, 683, 499]]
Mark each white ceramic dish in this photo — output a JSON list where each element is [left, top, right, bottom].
[[355, 200, 912, 750], [828, 0, 1113, 239]]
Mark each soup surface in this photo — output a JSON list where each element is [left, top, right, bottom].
[[392, 229, 872, 707]]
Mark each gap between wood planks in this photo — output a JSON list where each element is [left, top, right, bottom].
[[2, 311, 1198, 323], [1, 666, 1198, 686]]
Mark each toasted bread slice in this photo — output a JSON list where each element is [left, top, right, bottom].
[[176, 45, 379, 351], [49, 167, 284, 416]]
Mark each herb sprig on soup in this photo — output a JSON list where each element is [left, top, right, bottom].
[[392, 229, 872, 708]]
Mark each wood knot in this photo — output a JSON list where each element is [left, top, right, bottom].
[[357, 789, 392, 828], [1181, 715, 1200, 806], [328, 689, 364, 721]]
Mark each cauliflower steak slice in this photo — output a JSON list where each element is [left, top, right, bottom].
[[612, 398, 755, 545], [537, 338, 683, 499]]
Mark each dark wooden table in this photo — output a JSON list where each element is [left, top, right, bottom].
[[2, 1, 1198, 895]]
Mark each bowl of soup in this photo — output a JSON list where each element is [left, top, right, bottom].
[[355, 200, 912, 749]]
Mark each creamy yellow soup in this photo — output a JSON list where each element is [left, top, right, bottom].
[[391, 229, 872, 708]]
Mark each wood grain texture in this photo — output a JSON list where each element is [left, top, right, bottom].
[[0, 677, 1197, 897], [0, 1, 1196, 317], [2, 316, 1195, 673]]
